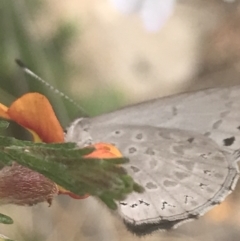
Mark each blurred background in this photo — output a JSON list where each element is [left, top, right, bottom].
[[1, 0, 240, 240]]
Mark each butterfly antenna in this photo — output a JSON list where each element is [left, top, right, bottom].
[[15, 59, 88, 116]]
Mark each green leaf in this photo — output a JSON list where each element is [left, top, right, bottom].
[[0, 213, 13, 224], [0, 121, 9, 130], [0, 136, 144, 209]]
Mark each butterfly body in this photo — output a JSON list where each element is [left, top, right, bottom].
[[65, 85, 240, 235]]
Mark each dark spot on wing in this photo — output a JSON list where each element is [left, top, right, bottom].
[[120, 202, 127, 206], [212, 120, 222, 129], [161, 201, 168, 210], [130, 166, 140, 173], [129, 147, 137, 154], [130, 203, 138, 208], [199, 183, 207, 189], [204, 170, 211, 176], [139, 200, 150, 206], [163, 180, 178, 187], [204, 132, 211, 137], [211, 200, 221, 205], [223, 136, 235, 146], [220, 111, 230, 118], [187, 137, 194, 143], [136, 133, 143, 140], [172, 106, 177, 116], [184, 195, 193, 204], [145, 147, 155, 155], [175, 171, 190, 180], [146, 182, 158, 189]]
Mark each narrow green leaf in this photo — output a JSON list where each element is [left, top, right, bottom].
[[0, 121, 9, 130], [0, 135, 144, 209], [0, 213, 13, 224]]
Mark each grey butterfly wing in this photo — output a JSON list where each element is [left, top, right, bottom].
[[86, 125, 238, 235], [65, 85, 240, 234], [90, 85, 240, 151]]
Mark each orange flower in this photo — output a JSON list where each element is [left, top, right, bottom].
[[0, 93, 64, 143], [0, 93, 122, 206]]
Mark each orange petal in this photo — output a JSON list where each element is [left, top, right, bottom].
[[0, 103, 10, 119], [58, 185, 89, 199], [7, 93, 64, 143], [86, 143, 122, 158]]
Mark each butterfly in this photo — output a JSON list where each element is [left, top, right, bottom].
[[15, 59, 240, 236], [65, 85, 240, 235]]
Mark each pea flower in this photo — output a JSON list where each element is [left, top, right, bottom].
[[110, 0, 176, 31], [0, 93, 122, 206]]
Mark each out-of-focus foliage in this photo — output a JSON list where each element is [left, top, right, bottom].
[[0, 234, 14, 241], [0, 0, 79, 133]]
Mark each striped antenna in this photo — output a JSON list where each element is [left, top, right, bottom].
[[15, 59, 88, 117]]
